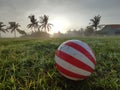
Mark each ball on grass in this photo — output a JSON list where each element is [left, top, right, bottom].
[[55, 40, 96, 80]]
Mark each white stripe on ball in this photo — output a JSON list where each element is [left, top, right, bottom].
[[71, 40, 96, 60], [55, 55, 91, 76], [60, 72, 84, 80], [58, 44, 95, 69]]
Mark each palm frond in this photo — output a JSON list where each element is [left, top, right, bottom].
[[90, 15, 101, 30], [27, 15, 39, 31], [39, 15, 53, 32], [27, 24, 33, 29], [0, 29, 6, 33], [48, 23, 53, 26], [11, 29, 15, 33], [17, 29, 26, 35]]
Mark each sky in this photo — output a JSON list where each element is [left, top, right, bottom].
[[0, 0, 120, 37]]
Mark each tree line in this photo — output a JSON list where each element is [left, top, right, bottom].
[[0, 14, 101, 38], [0, 14, 52, 38], [54, 15, 101, 37]]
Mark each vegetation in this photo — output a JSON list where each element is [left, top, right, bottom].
[[90, 15, 101, 31], [84, 26, 94, 36], [0, 14, 53, 38], [0, 14, 104, 38], [7, 22, 26, 38], [0, 37, 120, 90], [38, 15, 53, 32], [21, 31, 50, 38], [27, 15, 39, 32], [0, 22, 7, 38]]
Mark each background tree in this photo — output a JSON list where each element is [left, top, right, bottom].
[[84, 26, 94, 36], [90, 15, 101, 31], [0, 22, 7, 38], [8, 22, 26, 38], [27, 15, 38, 32], [38, 15, 53, 32]]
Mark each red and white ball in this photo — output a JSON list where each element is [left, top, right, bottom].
[[55, 40, 96, 80]]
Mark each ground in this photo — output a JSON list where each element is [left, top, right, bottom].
[[0, 37, 120, 90]]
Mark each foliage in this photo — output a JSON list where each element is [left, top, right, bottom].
[[21, 31, 50, 38], [66, 29, 84, 37], [90, 15, 101, 30], [7, 22, 26, 37], [27, 15, 39, 32], [0, 22, 7, 37], [84, 26, 94, 36], [0, 37, 120, 90], [17, 29, 27, 35], [38, 15, 53, 32]]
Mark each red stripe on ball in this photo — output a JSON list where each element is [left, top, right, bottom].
[[65, 42, 96, 65], [55, 63, 87, 79], [56, 50, 94, 72]]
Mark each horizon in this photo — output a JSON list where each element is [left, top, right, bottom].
[[0, 0, 120, 37]]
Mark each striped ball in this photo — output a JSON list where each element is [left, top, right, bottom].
[[55, 40, 96, 80]]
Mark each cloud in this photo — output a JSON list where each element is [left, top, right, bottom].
[[0, 0, 120, 18]]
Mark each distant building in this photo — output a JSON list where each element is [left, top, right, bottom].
[[97, 24, 120, 35]]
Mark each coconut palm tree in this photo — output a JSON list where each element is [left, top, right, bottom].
[[8, 22, 26, 38], [27, 15, 39, 32], [0, 22, 7, 37], [38, 15, 53, 32], [90, 15, 101, 31]]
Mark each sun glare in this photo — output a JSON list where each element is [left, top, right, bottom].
[[50, 17, 70, 34]]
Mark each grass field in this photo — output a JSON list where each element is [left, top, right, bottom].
[[0, 37, 120, 90]]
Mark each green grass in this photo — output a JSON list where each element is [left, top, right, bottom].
[[0, 37, 120, 90]]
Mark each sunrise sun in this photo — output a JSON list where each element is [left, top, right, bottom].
[[50, 17, 70, 34]]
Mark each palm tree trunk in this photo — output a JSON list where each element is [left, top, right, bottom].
[[95, 27, 97, 31], [45, 27, 47, 32], [0, 32, 1, 38], [34, 27, 36, 32], [14, 30, 16, 38]]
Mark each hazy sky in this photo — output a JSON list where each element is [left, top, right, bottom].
[[0, 0, 120, 37]]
